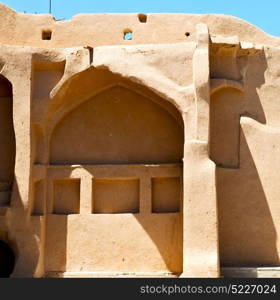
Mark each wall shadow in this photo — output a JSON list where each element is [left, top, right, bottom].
[[45, 215, 68, 274], [0, 74, 40, 277], [210, 51, 267, 169], [210, 50, 279, 270], [217, 129, 279, 267], [0, 75, 15, 206], [0, 240, 15, 277], [6, 179, 41, 277]]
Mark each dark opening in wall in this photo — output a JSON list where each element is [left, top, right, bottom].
[[185, 32, 191, 37], [42, 30, 52, 40], [0, 75, 15, 207], [123, 29, 133, 40], [0, 241, 15, 277], [138, 13, 147, 23]]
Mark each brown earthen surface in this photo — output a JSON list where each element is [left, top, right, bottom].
[[0, 3, 280, 277]]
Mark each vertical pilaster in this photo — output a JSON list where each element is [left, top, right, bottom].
[[80, 173, 92, 215], [2, 51, 39, 277], [6, 55, 33, 211], [181, 24, 220, 277], [139, 176, 152, 214], [181, 139, 219, 277]]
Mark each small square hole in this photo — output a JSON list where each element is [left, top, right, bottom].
[[42, 30, 52, 40], [138, 13, 147, 23], [123, 30, 133, 40]]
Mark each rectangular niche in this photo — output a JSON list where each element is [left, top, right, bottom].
[[32, 180, 44, 215], [93, 178, 139, 214], [53, 179, 80, 214], [152, 177, 181, 213]]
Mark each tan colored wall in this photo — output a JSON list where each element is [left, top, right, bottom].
[[210, 44, 280, 268], [0, 4, 279, 48], [45, 214, 182, 274], [50, 86, 183, 164], [44, 82, 184, 275], [0, 3, 280, 278]]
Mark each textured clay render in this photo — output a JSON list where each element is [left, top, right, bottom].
[[0, 3, 280, 278]]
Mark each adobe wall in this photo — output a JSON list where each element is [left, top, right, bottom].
[[0, 3, 280, 277]]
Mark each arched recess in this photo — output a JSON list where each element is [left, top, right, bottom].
[[44, 80, 184, 276], [0, 75, 15, 206], [50, 85, 184, 165], [209, 87, 244, 168]]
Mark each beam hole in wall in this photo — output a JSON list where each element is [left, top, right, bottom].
[[152, 177, 181, 213], [185, 32, 191, 37], [138, 13, 147, 23], [53, 179, 80, 214], [42, 29, 52, 40], [0, 241, 15, 277], [123, 29, 133, 40], [93, 178, 139, 214]]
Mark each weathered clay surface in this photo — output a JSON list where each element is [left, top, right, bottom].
[[0, 3, 280, 278]]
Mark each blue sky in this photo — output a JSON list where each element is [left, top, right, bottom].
[[2, 0, 280, 37]]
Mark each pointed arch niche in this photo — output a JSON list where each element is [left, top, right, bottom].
[[42, 69, 184, 276]]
